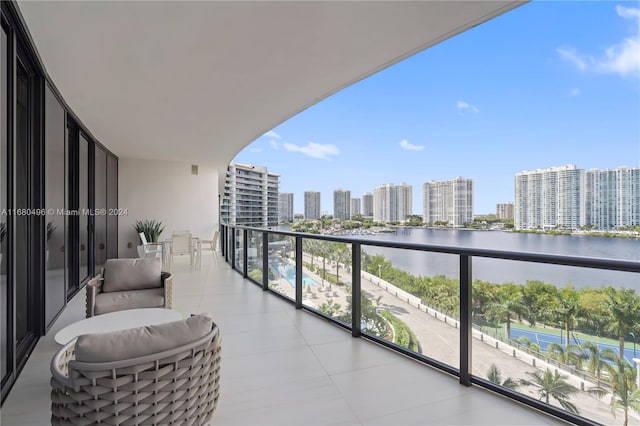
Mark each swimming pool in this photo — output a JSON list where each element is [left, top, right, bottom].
[[276, 264, 319, 287]]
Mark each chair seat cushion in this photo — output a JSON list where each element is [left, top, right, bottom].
[[94, 288, 165, 315], [102, 258, 162, 293], [75, 314, 213, 363]]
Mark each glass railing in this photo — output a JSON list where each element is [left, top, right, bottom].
[[221, 223, 640, 426]]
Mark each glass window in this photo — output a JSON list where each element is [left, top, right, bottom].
[[15, 61, 29, 346], [107, 155, 118, 260], [44, 86, 66, 326], [79, 134, 89, 281], [94, 146, 106, 269], [1, 24, 8, 383]]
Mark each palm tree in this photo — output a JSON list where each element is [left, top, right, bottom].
[[597, 358, 640, 426], [331, 242, 351, 285], [484, 286, 526, 341], [316, 241, 332, 288], [486, 364, 519, 390], [605, 287, 640, 359], [520, 369, 579, 414], [555, 287, 580, 348], [546, 343, 583, 369], [581, 341, 617, 381], [319, 299, 341, 317], [303, 238, 319, 268]]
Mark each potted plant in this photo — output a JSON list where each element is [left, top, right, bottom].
[[133, 219, 165, 257]]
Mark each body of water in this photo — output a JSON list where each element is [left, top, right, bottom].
[[276, 263, 319, 287], [356, 228, 639, 290]]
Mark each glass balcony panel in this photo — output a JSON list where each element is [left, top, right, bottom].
[[233, 229, 243, 270], [301, 239, 352, 325], [471, 258, 634, 424], [246, 230, 263, 284], [267, 234, 295, 300], [361, 245, 459, 369]]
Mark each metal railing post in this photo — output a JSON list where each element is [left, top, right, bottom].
[[262, 231, 269, 291], [242, 229, 248, 278], [295, 236, 303, 308], [460, 254, 472, 386], [230, 228, 236, 271], [351, 242, 361, 337]]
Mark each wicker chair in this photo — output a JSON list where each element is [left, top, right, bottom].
[[51, 315, 221, 425], [86, 258, 173, 318]]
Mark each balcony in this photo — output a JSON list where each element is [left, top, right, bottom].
[[2, 243, 566, 425]]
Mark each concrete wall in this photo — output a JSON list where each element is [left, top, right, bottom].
[[118, 158, 219, 258]]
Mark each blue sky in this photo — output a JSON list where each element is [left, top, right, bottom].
[[234, 1, 640, 215]]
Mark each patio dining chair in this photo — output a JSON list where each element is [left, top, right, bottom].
[[171, 231, 194, 269], [138, 232, 163, 260], [200, 230, 219, 263]]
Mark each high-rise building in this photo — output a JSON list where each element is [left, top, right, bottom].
[[221, 162, 279, 227], [496, 203, 514, 220], [362, 193, 374, 217], [585, 166, 640, 229], [422, 177, 473, 227], [373, 183, 412, 223], [333, 189, 351, 219], [278, 192, 294, 223], [350, 198, 361, 218], [304, 191, 321, 220], [514, 165, 584, 230]]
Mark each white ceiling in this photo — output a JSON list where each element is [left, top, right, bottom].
[[17, 1, 524, 171]]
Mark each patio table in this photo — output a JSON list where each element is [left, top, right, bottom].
[[54, 308, 183, 345]]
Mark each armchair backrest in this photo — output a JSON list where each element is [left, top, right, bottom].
[[102, 258, 162, 293], [172, 232, 192, 255]]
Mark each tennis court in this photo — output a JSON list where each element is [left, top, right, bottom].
[[510, 326, 637, 364]]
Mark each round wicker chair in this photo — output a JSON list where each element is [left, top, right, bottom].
[[51, 320, 221, 425]]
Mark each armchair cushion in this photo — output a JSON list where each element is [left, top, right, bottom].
[[102, 258, 162, 293], [94, 288, 165, 315], [75, 314, 213, 363]]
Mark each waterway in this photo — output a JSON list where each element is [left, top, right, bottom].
[[355, 228, 639, 290]]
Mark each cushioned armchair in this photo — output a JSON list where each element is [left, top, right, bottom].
[[51, 314, 221, 425], [85, 258, 172, 318]]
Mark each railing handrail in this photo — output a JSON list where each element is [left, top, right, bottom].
[[221, 221, 638, 426], [224, 223, 640, 273]]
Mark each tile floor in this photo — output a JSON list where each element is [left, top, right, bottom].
[[0, 256, 567, 425]]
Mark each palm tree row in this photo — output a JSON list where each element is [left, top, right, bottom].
[[361, 253, 640, 360], [488, 355, 640, 424], [299, 244, 640, 363]]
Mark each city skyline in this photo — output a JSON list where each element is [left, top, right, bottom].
[[234, 1, 640, 214]]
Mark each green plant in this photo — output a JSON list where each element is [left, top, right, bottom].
[[46, 221, 57, 242], [134, 219, 165, 243]]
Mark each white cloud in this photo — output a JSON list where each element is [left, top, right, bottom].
[[399, 139, 424, 151], [557, 6, 640, 78], [569, 88, 581, 97], [269, 140, 280, 150], [597, 36, 640, 76], [263, 130, 281, 140], [557, 47, 589, 71], [617, 5, 640, 19], [250, 148, 263, 153], [283, 142, 339, 160], [457, 100, 479, 113]]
